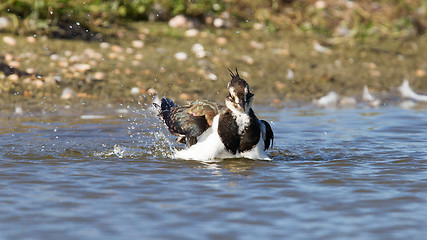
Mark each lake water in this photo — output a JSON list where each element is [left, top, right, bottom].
[[1, 102, 426, 240]]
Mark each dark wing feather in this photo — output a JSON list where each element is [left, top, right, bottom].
[[260, 120, 274, 150], [156, 98, 221, 146]]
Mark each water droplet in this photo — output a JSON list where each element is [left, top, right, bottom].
[[49, 11, 53, 14], [76, 22, 80, 26], [236, 30, 239, 34]]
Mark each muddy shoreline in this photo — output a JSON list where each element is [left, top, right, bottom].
[[1, 22, 426, 108]]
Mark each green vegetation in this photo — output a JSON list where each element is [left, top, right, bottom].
[[0, 0, 426, 39]]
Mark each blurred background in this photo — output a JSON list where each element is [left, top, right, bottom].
[[1, 0, 426, 105]]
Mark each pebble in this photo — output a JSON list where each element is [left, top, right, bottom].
[[134, 53, 144, 60], [174, 52, 188, 61], [70, 63, 92, 73], [286, 69, 294, 80], [272, 48, 290, 56], [100, 42, 110, 49], [8, 61, 21, 69], [44, 76, 58, 85], [3, 36, 16, 46], [60, 87, 76, 100], [111, 45, 123, 53], [242, 55, 254, 65], [185, 29, 199, 37], [126, 48, 134, 54], [213, 18, 225, 28], [26, 36, 36, 43], [191, 43, 206, 58], [131, 40, 144, 48], [0, 17, 10, 30], [253, 22, 265, 30], [14, 106, 23, 115], [315, 0, 327, 9], [207, 73, 218, 81], [83, 49, 102, 60], [93, 71, 106, 81], [168, 15, 197, 28], [69, 55, 82, 63], [26, 68, 36, 74], [216, 37, 228, 45], [147, 88, 157, 95], [250, 40, 265, 50], [130, 87, 141, 96], [32, 79, 44, 88], [7, 74, 19, 83], [179, 93, 191, 101], [313, 41, 331, 54], [415, 69, 426, 77], [50, 54, 59, 61]]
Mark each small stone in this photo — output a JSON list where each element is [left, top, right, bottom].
[[108, 52, 118, 60], [69, 55, 81, 63], [26, 68, 36, 74], [14, 106, 23, 115], [50, 54, 59, 61], [250, 40, 264, 50], [213, 18, 225, 28], [242, 55, 254, 65], [93, 71, 106, 80], [253, 22, 265, 30], [83, 49, 102, 60], [272, 48, 290, 56], [5, 54, 13, 62], [275, 81, 286, 90], [111, 45, 123, 53], [26, 36, 36, 43], [286, 69, 294, 80], [185, 29, 199, 37], [32, 79, 44, 88], [179, 93, 191, 101], [61, 87, 76, 100], [3, 36, 16, 46], [131, 40, 144, 48], [0, 17, 11, 30], [169, 15, 198, 28], [206, 73, 217, 81], [7, 74, 19, 83], [191, 43, 206, 58], [126, 48, 134, 54], [315, 1, 327, 9], [216, 37, 228, 45], [58, 60, 69, 67], [415, 69, 426, 77], [174, 52, 188, 61], [191, 43, 204, 53], [70, 63, 92, 73], [22, 77, 32, 84], [131, 60, 140, 66], [130, 87, 141, 96], [134, 53, 144, 60], [64, 50, 72, 57], [44, 76, 58, 85], [8, 61, 20, 69], [147, 88, 157, 95], [100, 42, 110, 49]]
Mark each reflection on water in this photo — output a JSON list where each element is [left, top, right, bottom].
[[0, 103, 426, 240]]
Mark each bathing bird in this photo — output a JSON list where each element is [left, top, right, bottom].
[[154, 69, 274, 160]]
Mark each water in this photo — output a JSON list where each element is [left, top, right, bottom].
[[1, 103, 426, 240]]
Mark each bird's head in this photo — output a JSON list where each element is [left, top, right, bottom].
[[226, 68, 254, 113]]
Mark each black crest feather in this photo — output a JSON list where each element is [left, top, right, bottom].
[[228, 68, 240, 79]]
